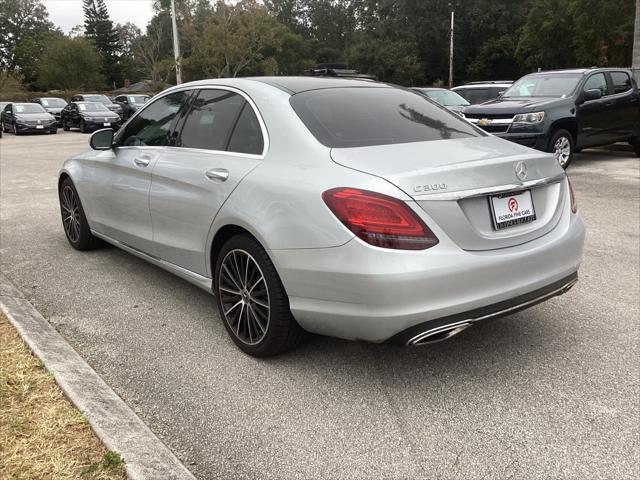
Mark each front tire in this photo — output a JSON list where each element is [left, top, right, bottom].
[[62, 119, 70, 131], [79, 119, 86, 133], [548, 129, 574, 169], [630, 138, 640, 158], [214, 234, 303, 357], [59, 178, 99, 250]]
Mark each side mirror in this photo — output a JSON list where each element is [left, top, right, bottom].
[[583, 89, 602, 102], [90, 128, 114, 151]]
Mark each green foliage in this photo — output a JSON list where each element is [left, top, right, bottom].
[[37, 34, 104, 90], [83, 0, 122, 86]]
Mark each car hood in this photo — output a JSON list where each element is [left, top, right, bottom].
[[82, 112, 120, 119], [463, 96, 563, 115], [15, 113, 55, 121]]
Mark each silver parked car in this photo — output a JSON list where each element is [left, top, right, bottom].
[[58, 77, 585, 356]]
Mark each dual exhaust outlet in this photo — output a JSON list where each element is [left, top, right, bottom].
[[406, 321, 472, 346]]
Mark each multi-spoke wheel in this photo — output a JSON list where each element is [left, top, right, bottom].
[[218, 249, 270, 346], [548, 129, 574, 169], [214, 235, 303, 356], [58, 178, 99, 250]]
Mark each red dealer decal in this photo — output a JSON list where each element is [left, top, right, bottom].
[[508, 197, 519, 212]]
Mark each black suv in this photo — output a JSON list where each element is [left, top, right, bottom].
[[33, 97, 67, 126], [462, 68, 640, 167], [70, 94, 123, 118]]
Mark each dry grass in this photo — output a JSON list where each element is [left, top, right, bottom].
[[0, 312, 126, 480]]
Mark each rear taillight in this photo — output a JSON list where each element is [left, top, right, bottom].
[[322, 187, 439, 250], [567, 176, 578, 213]]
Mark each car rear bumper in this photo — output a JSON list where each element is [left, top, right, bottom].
[[269, 208, 585, 343]]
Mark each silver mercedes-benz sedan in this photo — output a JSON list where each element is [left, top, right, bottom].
[[58, 77, 585, 356]]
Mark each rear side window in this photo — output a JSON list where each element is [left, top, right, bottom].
[[610, 72, 632, 94], [290, 87, 481, 148], [120, 91, 188, 147], [227, 104, 264, 155], [177, 90, 245, 151]]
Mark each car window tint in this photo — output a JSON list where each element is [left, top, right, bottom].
[[121, 91, 188, 147], [178, 90, 245, 151], [291, 87, 481, 148], [464, 88, 491, 104], [583, 73, 607, 95], [610, 72, 632, 94], [227, 104, 264, 155]]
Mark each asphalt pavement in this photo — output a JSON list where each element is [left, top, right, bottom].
[[1, 131, 638, 479]]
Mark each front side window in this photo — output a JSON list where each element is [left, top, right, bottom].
[[120, 91, 188, 147], [583, 73, 608, 96], [610, 72, 632, 95], [290, 87, 481, 148], [177, 90, 245, 151]]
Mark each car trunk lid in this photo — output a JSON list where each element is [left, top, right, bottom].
[[330, 136, 567, 251]]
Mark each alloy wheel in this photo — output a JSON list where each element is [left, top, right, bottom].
[[218, 249, 270, 345], [554, 136, 571, 167], [60, 185, 81, 243]]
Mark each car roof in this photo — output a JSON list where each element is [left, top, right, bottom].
[[248, 76, 392, 94], [453, 83, 512, 89], [528, 67, 631, 76], [412, 87, 447, 91]]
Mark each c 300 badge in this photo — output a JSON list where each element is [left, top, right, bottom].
[[413, 183, 447, 193]]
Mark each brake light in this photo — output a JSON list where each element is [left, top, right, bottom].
[[322, 188, 439, 250], [567, 176, 578, 213]]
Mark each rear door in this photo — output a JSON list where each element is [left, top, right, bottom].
[[78, 90, 191, 254], [605, 70, 640, 141], [576, 72, 610, 147], [149, 88, 265, 276]]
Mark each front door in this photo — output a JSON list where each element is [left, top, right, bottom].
[[78, 90, 191, 255], [149, 88, 266, 276], [577, 72, 610, 148]]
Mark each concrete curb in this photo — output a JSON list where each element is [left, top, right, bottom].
[[0, 273, 196, 480]]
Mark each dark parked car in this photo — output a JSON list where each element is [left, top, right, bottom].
[[412, 87, 470, 114], [113, 94, 151, 120], [452, 81, 513, 105], [33, 97, 67, 126], [1, 102, 58, 135], [462, 68, 640, 168], [70, 94, 123, 117], [0, 102, 6, 138], [60, 101, 122, 133]]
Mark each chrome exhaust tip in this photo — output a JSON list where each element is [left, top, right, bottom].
[[407, 321, 472, 346]]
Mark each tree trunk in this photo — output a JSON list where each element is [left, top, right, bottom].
[[634, 0, 640, 83]]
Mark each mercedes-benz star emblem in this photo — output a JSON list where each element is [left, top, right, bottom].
[[515, 161, 527, 181]]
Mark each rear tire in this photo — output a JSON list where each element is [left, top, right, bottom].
[[62, 119, 70, 131], [548, 129, 574, 169], [59, 178, 99, 250], [79, 119, 86, 134], [630, 138, 640, 158], [1, 121, 8, 133], [214, 234, 304, 357]]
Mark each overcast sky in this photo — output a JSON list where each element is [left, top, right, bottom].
[[42, 0, 156, 33]]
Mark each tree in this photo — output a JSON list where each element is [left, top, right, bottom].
[[133, 17, 175, 88], [116, 22, 143, 83], [0, 0, 54, 86], [38, 34, 103, 90], [83, 0, 122, 86]]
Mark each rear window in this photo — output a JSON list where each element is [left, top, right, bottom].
[[290, 87, 482, 148]]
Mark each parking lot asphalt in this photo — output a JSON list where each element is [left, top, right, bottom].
[[1, 131, 638, 479]]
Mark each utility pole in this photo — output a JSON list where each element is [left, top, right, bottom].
[[633, 0, 639, 84], [449, 9, 455, 89], [170, 0, 182, 84]]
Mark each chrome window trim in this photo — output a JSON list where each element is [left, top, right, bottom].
[[414, 173, 566, 201], [116, 84, 269, 159]]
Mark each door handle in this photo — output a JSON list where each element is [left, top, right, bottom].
[[205, 168, 229, 182], [134, 155, 151, 167]]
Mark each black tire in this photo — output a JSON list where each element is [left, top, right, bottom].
[[547, 129, 574, 169], [50, 128, 57, 134], [630, 138, 640, 158], [62, 119, 70, 131], [79, 119, 86, 133], [1, 121, 8, 133], [13, 122, 21, 136], [58, 178, 99, 250], [214, 234, 304, 357]]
